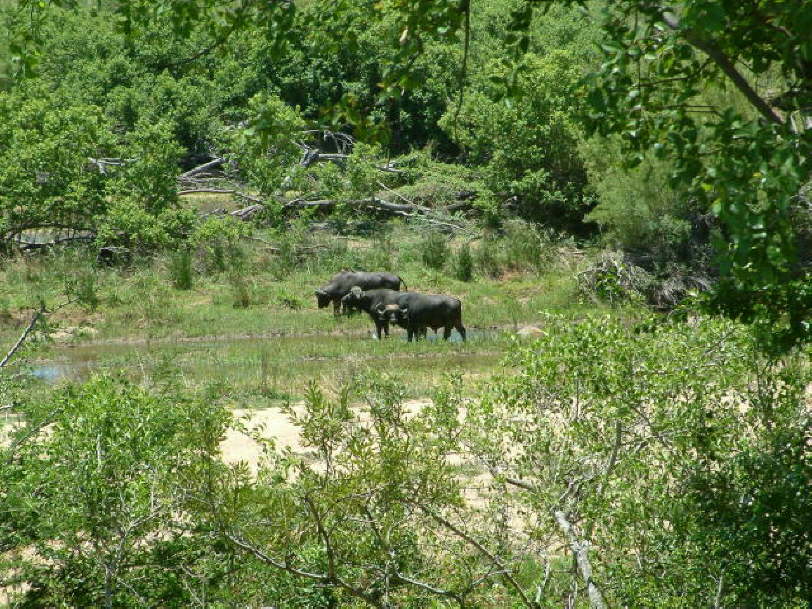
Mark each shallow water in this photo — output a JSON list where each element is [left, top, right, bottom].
[[28, 327, 503, 386]]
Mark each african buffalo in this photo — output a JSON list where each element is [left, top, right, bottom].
[[374, 303, 427, 340], [314, 271, 407, 315], [378, 293, 465, 342], [344, 287, 464, 341], [341, 287, 401, 338]]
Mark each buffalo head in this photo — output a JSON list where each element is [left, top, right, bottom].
[[340, 286, 364, 312], [314, 288, 331, 308]]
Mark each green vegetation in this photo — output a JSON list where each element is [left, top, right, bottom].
[[2, 1, 810, 608]]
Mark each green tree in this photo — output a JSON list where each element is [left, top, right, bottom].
[[0, 90, 115, 245], [0, 375, 231, 608], [540, 0, 812, 347], [442, 50, 594, 233], [460, 314, 811, 608]]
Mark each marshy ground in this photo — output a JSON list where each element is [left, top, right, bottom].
[[1, 220, 636, 415]]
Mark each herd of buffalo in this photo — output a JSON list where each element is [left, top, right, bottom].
[[314, 271, 466, 342]]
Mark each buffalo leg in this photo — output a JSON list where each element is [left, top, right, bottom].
[[456, 323, 466, 341], [443, 326, 452, 340]]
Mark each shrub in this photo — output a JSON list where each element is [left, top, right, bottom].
[[500, 218, 553, 272], [228, 269, 253, 308], [169, 248, 193, 290], [440, 51, 594, 233], [581, 137, 703, 268], [192, 216, 248, 274], [453, 242, 474, 281], [474, 236, 501, 278], [64, 267, 100, 311], [0, 375, 230, 608], [420, 231, 449, 270], [462, 314, 811, 607]]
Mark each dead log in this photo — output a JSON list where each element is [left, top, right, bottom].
[[444, 201, 474, 213], [86, 157, 131, 174], [178, 157, 226, 181], [281, 197, 465, 230], [230, 204, 264, 221], [18, 234, 96, 252], [178, 188, 236, 196]]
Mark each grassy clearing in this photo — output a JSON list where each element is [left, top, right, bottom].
[[2, 220, 638, 403]]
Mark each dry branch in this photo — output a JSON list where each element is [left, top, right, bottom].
[[661, 11, 783, 126], [17, 234, 96, 251], [178, 189, 236, 196], [281, 197, 465, 230], [86, 157, 131, 174], [230, 204, 264, 221], [1, 307, 43, 368], [554, 511, 607, 609], [178, 157, 227, 181], [413, 501, 539, 609]]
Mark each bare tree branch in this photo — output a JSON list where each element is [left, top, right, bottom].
[[554, 511, 608, 609], [0, 306, 43, 368], [178, 158, 227, 181], [225, 531, 385, 609], [178, 188, 236, 196], [411, 501, 539, 609]]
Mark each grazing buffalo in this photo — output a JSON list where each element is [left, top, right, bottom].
[[379, 293, 466, 342], [374, 303, 427, 340], [314, 271, 407, 315], [341, 287, 401, 338], [344, 287, 464, 342]]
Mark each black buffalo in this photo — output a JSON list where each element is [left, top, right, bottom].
[[341, 287, 401, 338], [377, 293, 465, 342], [343, 287, 464, 341], [314, 271, 406, 315], [374, 303, 428, 340]]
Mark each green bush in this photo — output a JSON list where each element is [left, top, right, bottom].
[[474, 236, 502, 278], [419, 231, 449, 270], [453, 242, 474, 281], [228, 268, 253, 308], [461, 314, 811, 607], [499, 219, 554, 272], [0, 375, 231, 608], [440, 51, 594, 233], [169, 248, 194, 290], [193, 216, 249, 274], [581, 138, 703, 267]]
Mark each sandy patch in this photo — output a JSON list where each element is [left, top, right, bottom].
[[219, 399, 433, 474], [220, 406, 305, 473]]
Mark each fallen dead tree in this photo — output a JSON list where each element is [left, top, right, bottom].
[[281, 196, 466, 231], [15, 234, 96, 252]]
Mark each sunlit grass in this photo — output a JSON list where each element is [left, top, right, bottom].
[[1, 221, 641, 403]]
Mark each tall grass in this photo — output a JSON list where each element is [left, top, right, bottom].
[[169, 249, 193, 290], [453, 242, 474, 281]]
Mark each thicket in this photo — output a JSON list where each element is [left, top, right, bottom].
[[2, 2, 811, 606], [2, 318, 808, 608]]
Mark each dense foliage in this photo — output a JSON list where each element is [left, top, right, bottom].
[[2, 1, 811, 607], [2, 317, 808, 608]]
